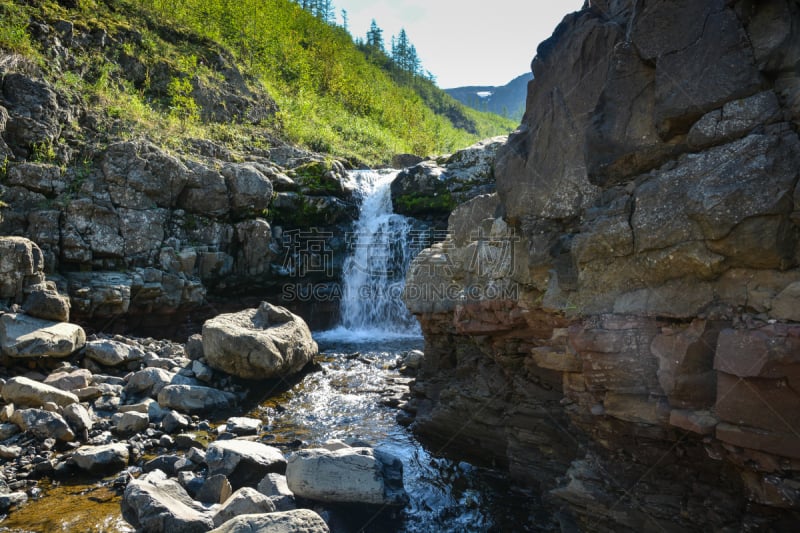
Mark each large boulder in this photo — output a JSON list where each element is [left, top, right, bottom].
[[121, 471, 214, 533], [209, 509, 329, 533], [0, 313, 86, 358], [202, 302, 317, 380], [2, 376, 79, 407], [285, 447, 408, 506], [206, 440, 287, 489]]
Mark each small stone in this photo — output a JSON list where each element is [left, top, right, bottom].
[[225, 417, 261, 436], [196, 473, 232, 504]]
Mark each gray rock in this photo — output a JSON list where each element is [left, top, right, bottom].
[[196, 473, 232, 505], [208, 509, 330, 533], [225, 417, 262, 436], [161, 410, 190, 433], [0, 422, 20, 441], [113, 411, 150, 435], [11, 408, 74, 441], [256, 473, 296, 511], [2, 376, 79, 407], [0, 313, 86, 358], [206, 440, 286, 489], [221, 163, 273, 217], [63, 403, 93, 433], [0, 491, 28, 513], [1, 74, 62, 158], [124, 367, 176, 397], [0, 237, 45, 302], [202, 302, 317, 380], [101, 141, 189, 209], [84, 339, 146, 367], [212, 487, 276, 527], [121, 471, 214, 533], [22, 287, 71, 322], [43, 368, 92, 391], [190, 360, 213, 382], [286, 447, 408, 506], [72, 442, 129, 474], [157, 385, 236, 415]]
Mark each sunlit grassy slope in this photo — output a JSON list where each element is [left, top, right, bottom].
[[0, 0, 516, 165]]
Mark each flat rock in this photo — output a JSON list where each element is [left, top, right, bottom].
[[113, 411, 150, 435], [72, 442, 129, 474], [206, 439, 286, 489], [157, 385, 236, 415], [286, 447, 408, 506], [2, 376, 78, 407], [225, 417, 262, 436], [43, 368, 92, 391], [0, 313, 86, 358], [209, 509, 330, 533], [84, 339, 145, 367]]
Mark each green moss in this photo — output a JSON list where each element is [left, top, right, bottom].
[[394, 192, 457, 216]]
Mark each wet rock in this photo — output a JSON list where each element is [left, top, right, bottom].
[[202, 302, 317, 380], [0, 491, 28, 513], [2, 376, 79, 407], [121, 470, 214, 532], [0, 313, 86, 358], [144, 455, 181, 476], [157, 385, 236, 415], [206, 439, 286, 489], [11, 408, 74, 441], [286, 447, 408, 506], [209, 509, 330, 533], [211, 487, 276, 527], [72, 442, 129, 474]]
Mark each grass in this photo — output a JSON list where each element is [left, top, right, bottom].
[[0, 0, 516, 166]]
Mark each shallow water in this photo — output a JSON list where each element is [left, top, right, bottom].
[[0, 334, 546, 533]]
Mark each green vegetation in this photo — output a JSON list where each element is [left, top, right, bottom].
[[0, 0, 514, 165]]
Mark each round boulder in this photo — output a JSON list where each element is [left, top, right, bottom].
[[202, 302, 317, 380]]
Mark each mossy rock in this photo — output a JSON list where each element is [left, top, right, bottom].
[[393, 192, 457, 217]]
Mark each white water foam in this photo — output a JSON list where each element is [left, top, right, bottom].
[[317, 169, 422, 342]]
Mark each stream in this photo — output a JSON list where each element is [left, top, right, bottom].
[[0, 170, 546, 532]]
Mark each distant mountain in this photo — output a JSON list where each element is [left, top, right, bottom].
[[446, 73, 533, 121]]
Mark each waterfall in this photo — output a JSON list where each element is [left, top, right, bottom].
[[323, 169, 421, 340]]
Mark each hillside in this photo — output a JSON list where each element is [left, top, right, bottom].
[[0, 0, 515, 165], [446, 73, 532, 121]]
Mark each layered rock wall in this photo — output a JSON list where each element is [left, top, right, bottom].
[[403, 0, 800, 529]]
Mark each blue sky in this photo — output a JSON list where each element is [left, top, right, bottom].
[[334, 0, 585, 88]]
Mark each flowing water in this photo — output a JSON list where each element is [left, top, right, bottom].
[[0, 169, 545, 532]]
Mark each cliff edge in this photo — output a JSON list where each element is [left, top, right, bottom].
[[403, 0, 800, 529]]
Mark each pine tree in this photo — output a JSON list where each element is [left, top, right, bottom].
[[366, 19, 385, 52], [341, 8, 348, 33]]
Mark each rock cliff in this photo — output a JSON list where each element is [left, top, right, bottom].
[[403, 0, 800, 529], [0, 11, 359, 334]]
